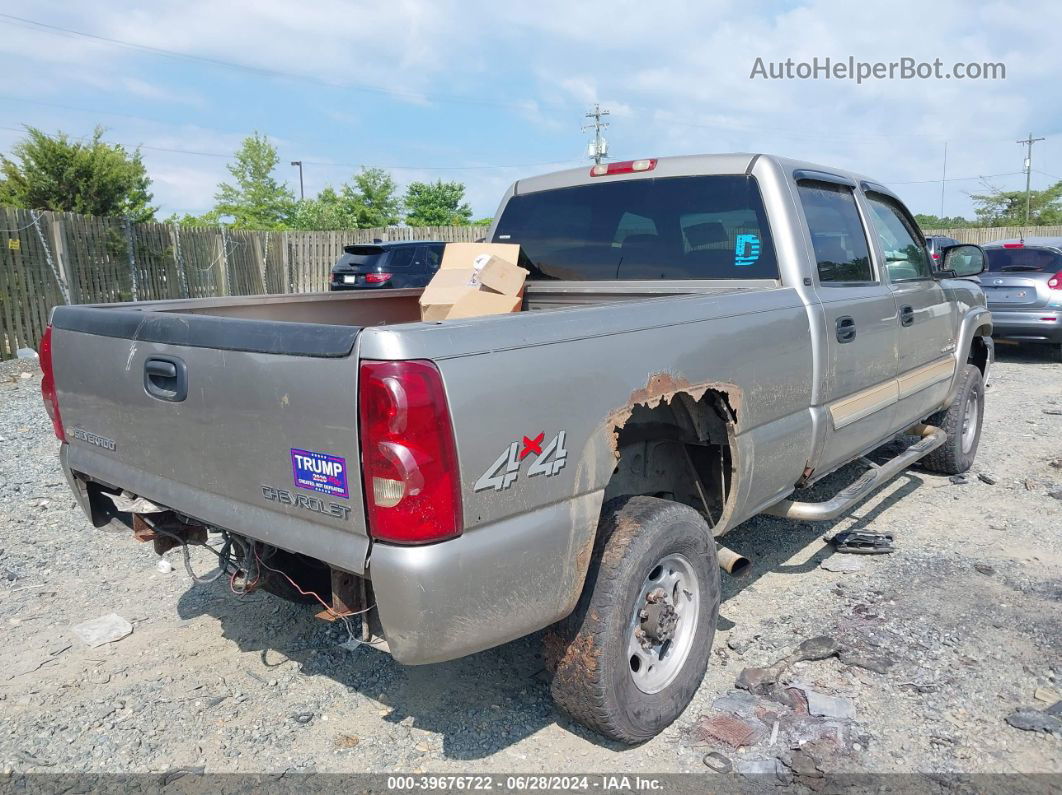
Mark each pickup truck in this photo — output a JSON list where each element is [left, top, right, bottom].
[[42, 153, 993, 744]]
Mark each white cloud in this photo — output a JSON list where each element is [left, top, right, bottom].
[[1, 0, 1059, 218]]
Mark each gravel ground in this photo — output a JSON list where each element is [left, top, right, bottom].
[[0, 347, 1059, 779]]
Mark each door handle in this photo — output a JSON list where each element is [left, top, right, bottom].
[[144, 356, 187, 402], [900, 305, 915, 327], [835, 315, 857, 344], [144, 360, 177, 379]]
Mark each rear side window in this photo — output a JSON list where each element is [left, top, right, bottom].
[[387, 247, 416, 269], [796, 181, 873, 284], [985, 247, 1062, 272], [491, 175, 779, 280]]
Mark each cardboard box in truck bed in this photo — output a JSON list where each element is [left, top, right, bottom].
[[419, 243, 527, 321]]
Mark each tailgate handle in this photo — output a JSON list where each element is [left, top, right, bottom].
[[144, 356, 187, 402]]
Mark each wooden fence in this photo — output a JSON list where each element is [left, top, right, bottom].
[[923, 225, 1062, 244], [0, 207, 488, 359], [4, 206, 1062, 360]]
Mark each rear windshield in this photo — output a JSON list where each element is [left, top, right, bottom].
[[985, 247, 1062, 273], [492, 175, 779, 280], [339, 245, 386, 268]]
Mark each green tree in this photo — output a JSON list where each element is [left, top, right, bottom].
[[212, 133, 294, 229], [969, 181, 1062, 226], [403, 180, 473, 226], [0, 126, 155, 221], [286, 168, 400, 230], [350, 168, 401, 227], [288, 187, 358, 230], [913, 213, 974, 230]]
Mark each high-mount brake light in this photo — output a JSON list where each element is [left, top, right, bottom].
[[1002, 242, 1025, 248], [589, 158, 658, 177]]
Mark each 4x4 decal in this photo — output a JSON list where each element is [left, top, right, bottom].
[[474, 431, 568, 492]]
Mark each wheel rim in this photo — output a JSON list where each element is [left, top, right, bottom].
[[960, 389, 980, 454], [626, 553, 700, 694]]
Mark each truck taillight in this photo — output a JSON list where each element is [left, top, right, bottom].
[[1048, 271, 1062, 290], [359, 360, 462, 544], [39, 326, 65, 441]]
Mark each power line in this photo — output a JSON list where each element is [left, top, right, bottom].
[[0, 12, 548, 112], [0, 121, 1034, 184], [0, 13, 1041, 150], [0, 123, 582, 172], [887, 171, 1025, 185]]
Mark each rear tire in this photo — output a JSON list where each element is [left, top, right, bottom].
[[546, 496, 720, 744], [922, 364, 984, 474]]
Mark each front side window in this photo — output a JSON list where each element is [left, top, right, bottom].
[[865, 193, 932, 281], [491, 175, 779, 280], [796, 181, 874, 283]]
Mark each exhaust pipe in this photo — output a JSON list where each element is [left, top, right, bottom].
[[717, 545, 751, 577]]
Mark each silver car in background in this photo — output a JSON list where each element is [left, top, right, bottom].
[[980, 237, 1062, 360]]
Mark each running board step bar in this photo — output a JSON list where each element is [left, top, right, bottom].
[[763, 424, 947, 522]]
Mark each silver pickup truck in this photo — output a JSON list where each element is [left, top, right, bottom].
[[43, 153, 993, 743]]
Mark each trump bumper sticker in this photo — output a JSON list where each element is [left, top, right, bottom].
[[291, 448, 349, 499]]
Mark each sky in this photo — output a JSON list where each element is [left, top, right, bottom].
[[0, 0, 1060, 221]]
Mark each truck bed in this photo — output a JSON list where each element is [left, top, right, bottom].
[[51, 282, 771, 356], [49, 280, 778, 578]]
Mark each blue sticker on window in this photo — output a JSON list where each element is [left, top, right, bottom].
[[291, 448, 349, 499], [734, 234, 761, 267]]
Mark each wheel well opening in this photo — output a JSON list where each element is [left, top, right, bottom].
[[969, 331, 990, 377], [604, 388, 737, 530]]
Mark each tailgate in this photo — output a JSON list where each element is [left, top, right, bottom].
[[50, 306, 370, 574]]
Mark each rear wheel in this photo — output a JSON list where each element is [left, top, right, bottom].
[[922, 364, 984, 474], [547, 496, 720, 744]]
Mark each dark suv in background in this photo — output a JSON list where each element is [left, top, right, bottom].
[[980, 237, 1062, 360], [925, 235, 960, 266], [330, 241, 444, 290]]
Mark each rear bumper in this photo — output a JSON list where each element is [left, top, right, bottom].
[[989, 308, 1062, 343], [328, 281, 391, 291], [63, 440, 603, 666], [369, 491, 602, 665], [61, 444, 371, 576]]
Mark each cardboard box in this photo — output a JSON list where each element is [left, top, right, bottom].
[[419, 243, 527, 321], [474, 254, 526, 295]]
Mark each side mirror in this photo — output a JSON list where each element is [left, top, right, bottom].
[[938, 244, 986, 278]]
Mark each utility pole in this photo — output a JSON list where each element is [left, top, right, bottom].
[[582, 104, 610, 165], [290, 160, 304, 200], [1016, 133, 1045, 224]]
